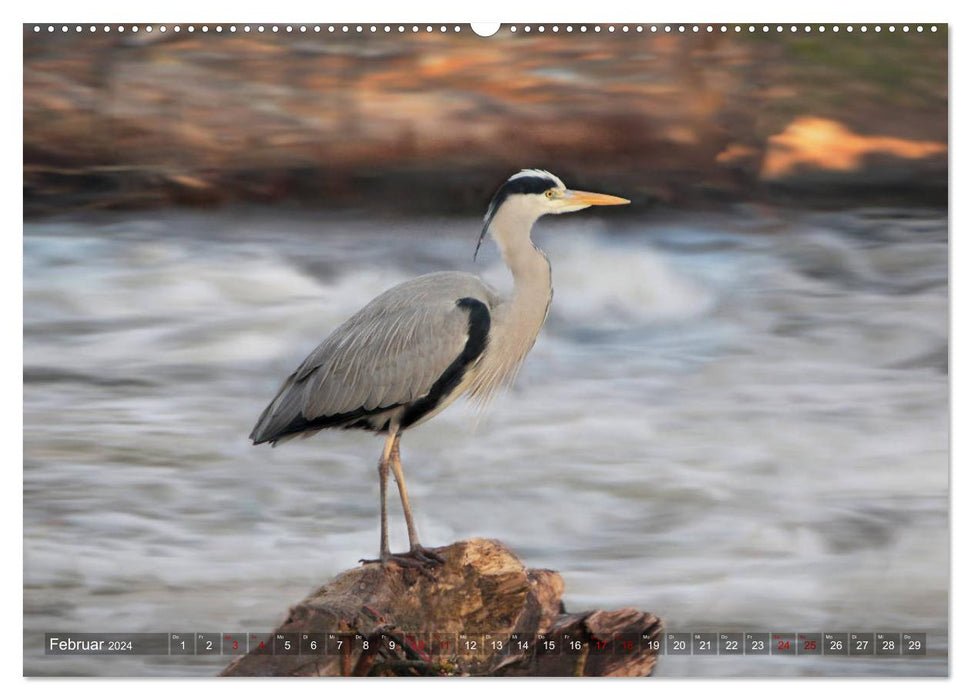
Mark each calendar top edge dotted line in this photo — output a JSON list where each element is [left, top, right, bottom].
[[27, 23, 943, 35]]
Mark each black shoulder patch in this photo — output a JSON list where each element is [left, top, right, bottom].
[[399, 297, 491, 429]]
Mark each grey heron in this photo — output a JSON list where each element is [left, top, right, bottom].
[[250, 169, 629, 567]]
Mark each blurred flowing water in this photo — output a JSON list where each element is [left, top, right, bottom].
[[23, 207, 948, 676]]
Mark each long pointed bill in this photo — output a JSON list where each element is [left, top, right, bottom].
[[563, 190, 631, 206]]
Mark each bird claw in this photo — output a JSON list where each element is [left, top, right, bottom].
[[360, 546, 446, 571], [412, 546, 446, 564]]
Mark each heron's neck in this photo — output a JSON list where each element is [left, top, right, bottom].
[[489, 206, 552, 305], [467, 206, 553, 402]]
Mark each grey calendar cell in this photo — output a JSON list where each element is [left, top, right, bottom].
[[274, 633, 300, 655], [247, 633, 272, 655], [745, 633, 770, 655], [823, 633, 849, 655], [641, 632, 662, 655], [589, 635, 613, 655], [300, 633, 326, 655], [875, 632, 901, 656], [326, 633, 347, 655], [221, 633, 247, 655], [692, 633, 717, 655], [196, 633, 221, 656], [719, 633, 744, 656], [797, 633, 822, 655], [429, 632, 457, 656], [483, 633, 509, 656], [902, 633, 927, 656], [458, 633, 483, 656], [666, 633, 691, 655], [615, 634, 639, 655], [168, 633, 193, 655], [850, 632, 876, 656], [771, 633, 796, 655]]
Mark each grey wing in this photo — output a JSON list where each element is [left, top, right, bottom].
[[250, 273, 495, 444]]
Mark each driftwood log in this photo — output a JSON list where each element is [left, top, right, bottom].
[[221, 538, 662, 677]]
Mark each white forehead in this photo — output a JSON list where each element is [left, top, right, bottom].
[[508, 169, 565, 189]]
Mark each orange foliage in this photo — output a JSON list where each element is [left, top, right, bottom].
[[761, 117, 946, 179]]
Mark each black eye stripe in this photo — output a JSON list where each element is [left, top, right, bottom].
[[483, 176, 558, 222], [475, 173, 561, 260]]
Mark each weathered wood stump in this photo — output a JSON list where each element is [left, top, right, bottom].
[[221, 538, 662, 677]]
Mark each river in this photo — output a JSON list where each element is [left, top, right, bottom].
[[23, 205, 948, 676]]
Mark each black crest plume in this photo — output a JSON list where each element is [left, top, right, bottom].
[[474, 170, 562, 260]]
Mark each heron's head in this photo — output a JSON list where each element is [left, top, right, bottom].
[[475, 169, 629, 259]]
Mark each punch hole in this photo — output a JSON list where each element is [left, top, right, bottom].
[[471, 23, 502, 36]]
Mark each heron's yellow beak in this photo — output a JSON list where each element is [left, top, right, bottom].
[[563, 190, 630, 206]]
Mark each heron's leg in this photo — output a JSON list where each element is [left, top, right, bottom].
[[377, 431, 396, 563], [361, 432, 441, 570], [390, 436, 445, 564]]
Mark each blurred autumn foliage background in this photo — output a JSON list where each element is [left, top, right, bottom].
[[23, 25, 947, 216]]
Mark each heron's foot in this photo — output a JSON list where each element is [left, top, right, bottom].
[[406, 545, 446, 565], [360, 546, 445, 570]]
